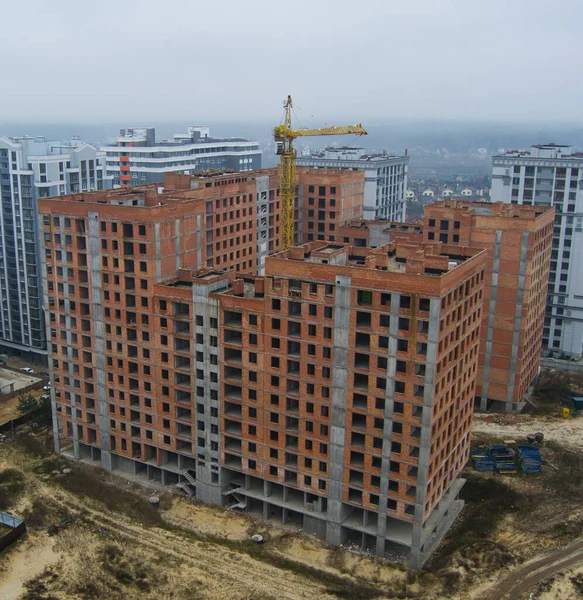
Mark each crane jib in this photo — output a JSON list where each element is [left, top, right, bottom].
[[275, 96, 367, 250]]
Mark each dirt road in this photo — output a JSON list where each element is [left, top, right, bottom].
[[18, 479, 343, 600], [478, 537, 583, 600]]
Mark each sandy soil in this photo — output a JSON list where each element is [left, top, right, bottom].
[[165, 496, 411, 593], [0, 439, 417, 600], [0, 386, 48, 427], [538, 565, 583, 599], [0, 535, 60, 600], [472, 413, 583, 451], [165, 498, 251, 540], [0, 396, 24, 427], [2, 416, 583, 600]]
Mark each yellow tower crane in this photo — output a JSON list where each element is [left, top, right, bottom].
[[273, 95, 367, 250]]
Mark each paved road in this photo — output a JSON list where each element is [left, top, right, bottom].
[[478, 537, 583, 600]]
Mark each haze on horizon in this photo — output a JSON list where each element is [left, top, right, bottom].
[[2, 0, 582, 126]]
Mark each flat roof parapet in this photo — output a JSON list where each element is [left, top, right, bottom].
[[269, 240, 482, 278], [429, 199, 554, 221]]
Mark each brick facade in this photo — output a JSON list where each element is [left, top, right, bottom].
[[39, 170, 489, 567], [382, 200, 554, 411]]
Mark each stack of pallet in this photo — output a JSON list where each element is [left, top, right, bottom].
[[517, 446, 545, 473], [471, 449, 495, 472], [489, 445, 517, 474]]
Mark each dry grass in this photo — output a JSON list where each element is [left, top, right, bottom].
[[6, 425, 583, 600], [0, 468, 26, 511]]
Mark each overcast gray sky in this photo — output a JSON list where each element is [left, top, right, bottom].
[[2, 0, 582, 124]]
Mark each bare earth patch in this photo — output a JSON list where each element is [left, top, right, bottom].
[[0, 535, 59, 600]]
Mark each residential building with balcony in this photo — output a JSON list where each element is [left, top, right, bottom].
[[297, 147, 408, 221], [492, 144, 583, 359], [102, 126, 262, 186], [0, 135, 110, 357]]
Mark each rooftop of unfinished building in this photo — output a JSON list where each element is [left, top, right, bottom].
[[216, 241, 483, 300], [41, 166, 363, 209], [427, 199, 554, 220], [340, 218, 422, 234], [160, 267, 235, 289], [42, 169, 280, 208], [279, 240, 477, 269]]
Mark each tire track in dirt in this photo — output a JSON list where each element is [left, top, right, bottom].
[[44, 487, 342, 600], [477, 537, 583, 600]]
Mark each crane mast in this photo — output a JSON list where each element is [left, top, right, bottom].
[[273, 96, 367, 250]]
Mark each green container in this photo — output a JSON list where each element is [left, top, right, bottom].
[[573, 397, 583, 411]]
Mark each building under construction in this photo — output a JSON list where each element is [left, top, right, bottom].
[[339, 200, 554, 412], [40, 167, 494, 567]]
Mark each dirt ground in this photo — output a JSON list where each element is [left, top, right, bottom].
[[537, 565, 583, 599], [0, 537, 59, 600], [0, 430, 435, 600], [472, 412, 583, 451], [2, 404, 583, 599], [0, 387, 48, 428]]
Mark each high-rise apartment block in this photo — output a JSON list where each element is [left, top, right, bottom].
[[40, 168, 486, 567], [297, 147, 409, 221], [102, 127, 262, 187], [215, 242, 485, 567], [336, 201, 554, 412], [422, 200, 554, 411], [0, 135, 111, 358], [492, 144, 583, 359]]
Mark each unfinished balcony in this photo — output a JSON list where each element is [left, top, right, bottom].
[[174, 321, 190, 336], [224, 329, 242, 345], [224, 401, 242, 418], [224, 419, 242, 436], [175, 373, 191, 388], [224, 310, 243, 327], [224, 366, 242, 383], [224, 384, 242, 401], [224, 347, 242, 364], [176, 390, 192, 406], [175, 355, 191, 371]]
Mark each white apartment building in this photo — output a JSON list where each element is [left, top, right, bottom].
[[0, 136, 111, 358], [297, 147, 409, 221], [102, 127, 262, 186], [492, 144, 583, 359]]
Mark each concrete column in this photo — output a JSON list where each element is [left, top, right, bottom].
[[480, 229, 502, 411], [326, 275, 351, 547], [39, 216, 60, 453], [506, 232, 529, 409], [255, 176, 269, 274], [175, 219, 181, 271], [376, 291, 400, 557], [410, 296, 440, 568], [154, 222, 161, 281], [58, 220, 80, 459], [88, 212, 111, 470], [192, 278, 228, 505], [195, 214, 202, 270]]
